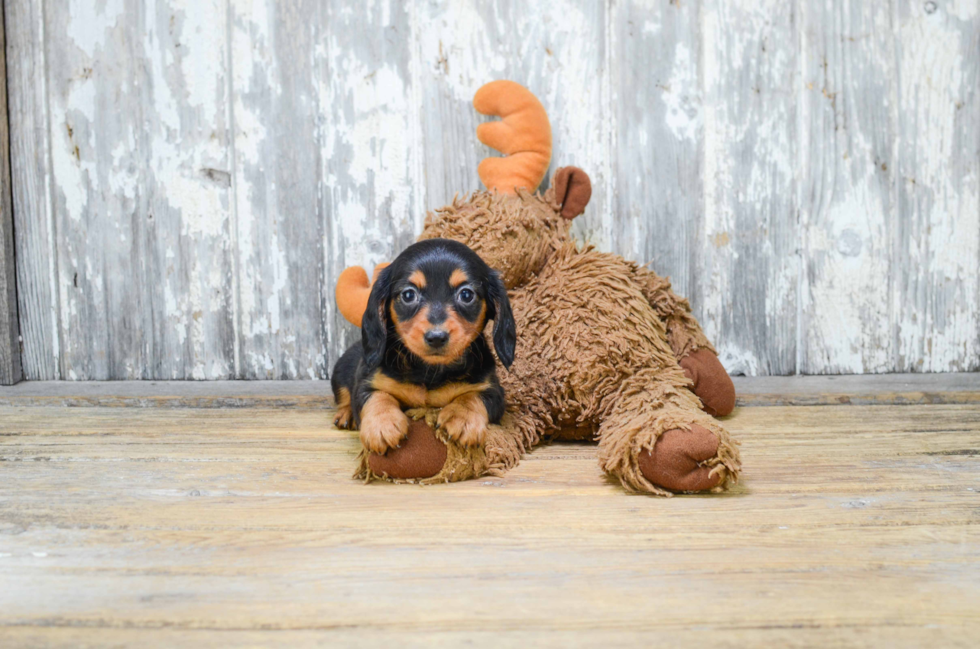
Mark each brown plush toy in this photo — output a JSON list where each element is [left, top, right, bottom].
[[337, 80, 741, 496]]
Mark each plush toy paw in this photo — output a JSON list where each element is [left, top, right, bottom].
[[437, 395, 489, 447], [367, 419, 448, 480], [679, 349, 736, 417], [637, 425, 723, 492]]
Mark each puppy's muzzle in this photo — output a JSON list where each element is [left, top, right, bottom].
[[423, 329, 450, 350]]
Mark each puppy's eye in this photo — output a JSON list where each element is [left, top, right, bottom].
[[457, 287, 475, 304], [400, 288, 418, 304]]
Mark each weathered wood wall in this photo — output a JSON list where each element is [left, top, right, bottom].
[[0, 0, 22, 385], [5, 0, 979, 379]]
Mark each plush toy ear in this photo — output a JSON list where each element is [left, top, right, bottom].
[[336, 262, 390, 327], [486, 271, 516, 369], [553, 166, 592, 219], [361, 266, 392, 367]]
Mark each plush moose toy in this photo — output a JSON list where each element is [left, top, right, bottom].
[[335, 80, 741, 496]]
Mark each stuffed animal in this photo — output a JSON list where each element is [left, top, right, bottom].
[[336, 80, 741, 496]]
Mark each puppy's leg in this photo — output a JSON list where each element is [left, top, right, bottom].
[[359, 391, 409, 454], [334, 387, 355, 429], [437, 392, 489, 447]]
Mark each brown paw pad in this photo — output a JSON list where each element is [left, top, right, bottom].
[[680, 349, 736, 417], [367, 419, 448, 480], [638, 425, 722, 493]]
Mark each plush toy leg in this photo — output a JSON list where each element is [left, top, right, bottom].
[[679, 349, 736, 417], [596, 370, 741, 496], [355, 409, 529, 484]]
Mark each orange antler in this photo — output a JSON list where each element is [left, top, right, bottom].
[[474, 80, 552, 194], [336, 263, 389, 327]]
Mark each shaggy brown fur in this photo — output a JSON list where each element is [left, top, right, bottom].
[[340, 81, 741, 496], [353, 171, 741, 496]]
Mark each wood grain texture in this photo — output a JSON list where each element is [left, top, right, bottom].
[[700, 0, 798, 375], [800, 0, 897, 374], [5, 0, 58, 379], [230, 0, 322, 379], [1, 373, 978, 408], [893, 0, 980, 372], [0, 0, 22, 385], [5, 0, 980, 377], [1, 402, 979, 646], [609, 0, 701, 293]]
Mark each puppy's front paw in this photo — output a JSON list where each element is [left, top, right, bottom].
[[334, 404, 354, 430], [360, 393, 409, 454], [437, 394, 489, 447]]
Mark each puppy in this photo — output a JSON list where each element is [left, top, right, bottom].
[[330, 238, 516, 454]]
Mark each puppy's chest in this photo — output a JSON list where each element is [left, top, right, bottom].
[[371, 373, 487, 408]]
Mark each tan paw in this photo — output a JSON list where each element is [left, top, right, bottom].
[[359, 392, 409, 454], [334, 404, 354, 430], [437, 393, 489, 447]]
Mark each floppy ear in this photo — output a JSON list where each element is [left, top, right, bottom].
[[487, 271, 516, 369], [361, 266, 392, 367], [553, 166, 592, 219]]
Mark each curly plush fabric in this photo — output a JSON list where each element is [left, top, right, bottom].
[[343, 80, 740, 496], [380, 180, 742, 496]]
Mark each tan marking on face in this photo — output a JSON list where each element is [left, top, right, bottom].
[[408, 269, 426, 289], [333, 387, 353, 429], [449, 268, 469, 288], [371, 373, 489, 409], [433, 302, 486, 363], [436, 392, 489, 447], [394, 304, 433, 360], [359, 390, 409, 454]]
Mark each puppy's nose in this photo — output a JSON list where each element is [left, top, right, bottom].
[[424, 329, 449, 349]]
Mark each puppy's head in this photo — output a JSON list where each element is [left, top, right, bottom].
[[361, 239, 516, 368]]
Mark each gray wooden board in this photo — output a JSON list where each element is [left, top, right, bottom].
[[0, 0, 22, 385], [5, 0, 980, 379], [0, 373, 976, 408]]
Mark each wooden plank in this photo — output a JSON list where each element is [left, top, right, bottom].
[[0, 0, 22, 385], [229, 0, 324, 378], [5, 0, 58, 379], [799, 0, 896, 373], [0, 374, 978, 408], [41, 0, 143, 379], [27, 0, 236, 380], [893, 1, 980, 372], [319, 0, 424, 370], [608, 0, 701, 288], [137, 1, 236, 379], [698, 0, 798, 375], [0, 403, 978, 646], [416, 0, 606, 234]]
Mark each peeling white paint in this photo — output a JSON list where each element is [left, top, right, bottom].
[[10, 0, 980, 379]]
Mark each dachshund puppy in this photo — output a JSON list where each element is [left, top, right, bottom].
[[331, 239, 516, 454]]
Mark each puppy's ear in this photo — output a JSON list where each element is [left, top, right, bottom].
[[487, 271, 516, 369], [361, 266, 392, 367]]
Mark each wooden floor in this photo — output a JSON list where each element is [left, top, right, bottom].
[[1, 379, 979, 647]]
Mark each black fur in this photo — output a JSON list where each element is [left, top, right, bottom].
[[331, 239, 514, 430]]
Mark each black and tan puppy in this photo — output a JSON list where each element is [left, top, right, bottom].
[[331, 239, 516, 454]]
